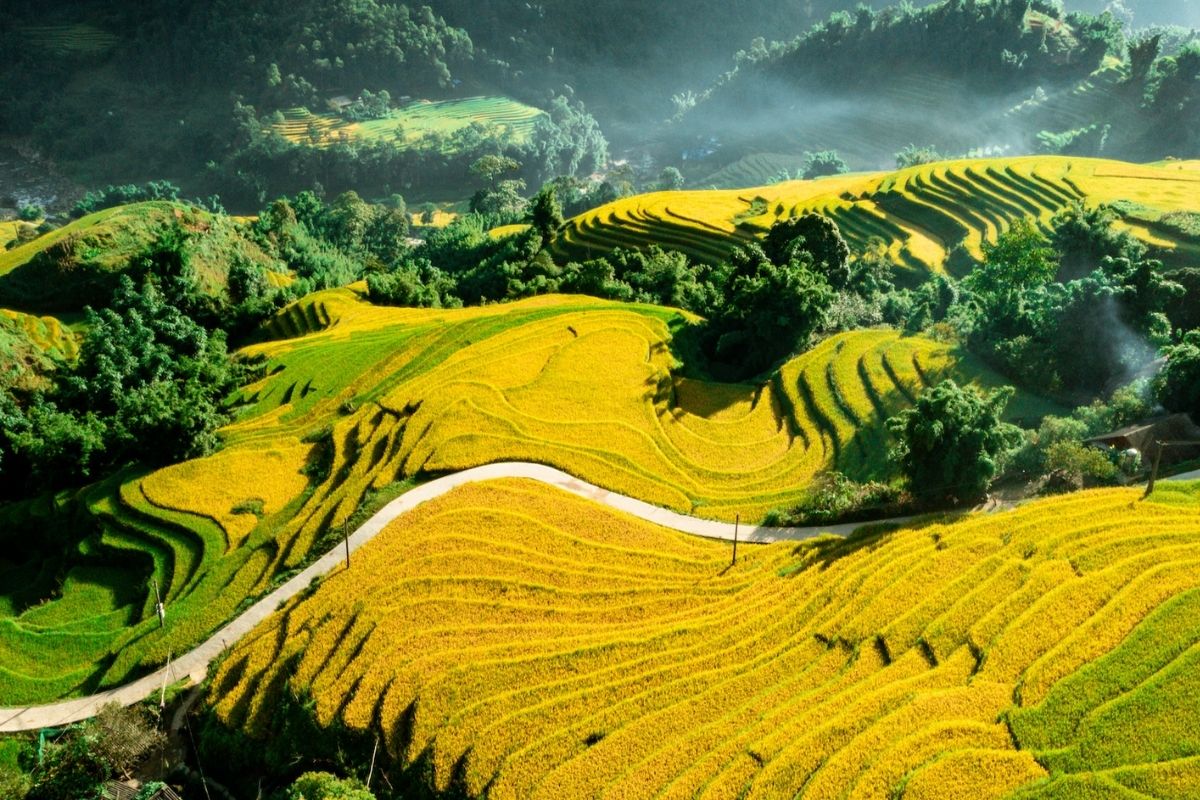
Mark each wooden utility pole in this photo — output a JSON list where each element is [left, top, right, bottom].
[[1144, 441, 1165, 499], [160, 651, 172, 711], [344, 521, 351, 568], [152, 579, 165, 628], [367, 737, 380, 788], [732, 514, 739, 567]]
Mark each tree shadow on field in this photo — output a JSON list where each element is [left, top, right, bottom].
[[780, 510, 974, 575]]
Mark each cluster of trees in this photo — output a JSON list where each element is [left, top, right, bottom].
[[72, 182, 223, 219], [0, 259, 241, 496], [212, 92, 607, 207], [711, 0, 1122, 101]]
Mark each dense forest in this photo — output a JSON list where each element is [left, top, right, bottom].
[[675, 0, 1200, 171]]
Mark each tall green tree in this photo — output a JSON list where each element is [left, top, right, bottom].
[[1155, 330, 1200, 421], [888, 380, 1021, 504]]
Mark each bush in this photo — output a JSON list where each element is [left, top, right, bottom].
[[17, 204, 42, 222], [1043, 440, 1118, 485], [801, 150, 848, 179], [765, 472, 903, 525], [287, 771, 375, 800]]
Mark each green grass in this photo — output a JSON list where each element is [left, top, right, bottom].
[[272, 96, 545, 152], [0, 202, 278, 312]]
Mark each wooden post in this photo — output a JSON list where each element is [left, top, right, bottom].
[[367, 737, 379, 788], [152, 579, 165, 628], [344, 521, 351, 568], [732, 514, 739, 567], [1144, 440, 1164, 500], [160, 651, 172, 711]]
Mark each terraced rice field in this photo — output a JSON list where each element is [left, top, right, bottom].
[[555, 156, 1200, 274], [271, 96, 544, 150], [0, 291, 1055, 704], [18, 23, 119, 56], [697, 153, 813, 189], [210, 478, 1200, 799]]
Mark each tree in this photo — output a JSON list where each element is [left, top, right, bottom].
[[287, 771, 376, 800], [708, 244, 834, 373], [469, 155, 521, 188], [1049, 202, 1141, 281], [528, 186, 565, 244], [895, 144, 943, 169], [888, 380, 1021, 504], [801, 150, 848, 179], [1155, 330, 1200, 421], [657, 166, 685, 191], [762, 214, 851, 289]]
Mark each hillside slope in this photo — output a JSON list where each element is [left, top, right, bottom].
[[0, 202, 278, 311], [209, 477, 1200, 799], [554, 157, 1200, 274], [0, 291, 1056, 705]]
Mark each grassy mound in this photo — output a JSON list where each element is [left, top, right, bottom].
[[555, 156, 1200, 275], [0, 291, 1056, 704], [270, 96, 545, 151], [208, 478, 1200, 799], [0, 202, 278, 311], [0, 308, 78, 389]]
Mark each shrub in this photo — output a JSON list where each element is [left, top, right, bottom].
[[287, 771, 375, 800], [765, 472, 903, 525], [1043, 440, 1118, 485]]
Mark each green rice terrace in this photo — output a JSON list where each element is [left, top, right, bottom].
[[270, 96, 546, 150]]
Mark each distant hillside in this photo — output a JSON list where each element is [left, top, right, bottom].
[[674, 0, 1198, 173], [0, 202, 277, 311], [554, 156, 1200, 275]]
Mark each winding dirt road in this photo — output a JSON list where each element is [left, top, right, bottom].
[[1, 462, 1193, 732]]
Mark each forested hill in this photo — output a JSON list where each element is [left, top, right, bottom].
[[675, 0, 1200, 171]]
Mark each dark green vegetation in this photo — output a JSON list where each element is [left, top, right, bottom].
[[0, 1, 606, 207], [0, 704, 168, 800], [888, 379, 1022, 503], [678, 0, 1200, 182]]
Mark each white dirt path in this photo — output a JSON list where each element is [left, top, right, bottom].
[[2, 462, 1195, 732], [0, 463, 896, 732]]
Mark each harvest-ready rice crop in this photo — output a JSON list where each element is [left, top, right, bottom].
[[211, 478, 1200, 799]]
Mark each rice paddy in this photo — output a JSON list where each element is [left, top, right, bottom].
[[555, 156, 1200, 274], [18, 23, 119, 56], [0, 291, 1055, 704], [209, 477, 1200, 799], [270, 96, 545, 151]]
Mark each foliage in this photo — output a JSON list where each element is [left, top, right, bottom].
[[888, 380, 1022, 503], [17, 205, 42, 222], [341, 89, 392, 122], [762, 213, 851, 290], [801, 150, 848, 179], [0, 271, 239, 493], [707, 244, 834, 373], [895, 144, 943, 169], [1043, 440, 1118, 485], [764, 472, 903, 525], [287, 771, 375, 800], [72, 182, 182, 219], [1155, 330, 1200, 420]]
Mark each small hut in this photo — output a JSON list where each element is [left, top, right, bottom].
[[1086, 414, 1200, 467]]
